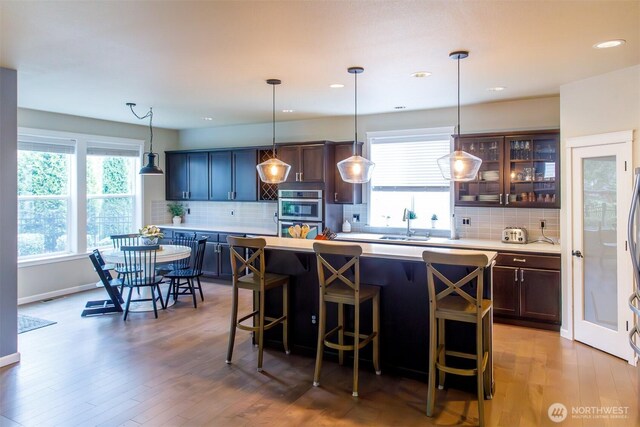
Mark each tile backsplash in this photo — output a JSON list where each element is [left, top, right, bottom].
[[340, 204, 559, 242], [151, 200, 278, 231]]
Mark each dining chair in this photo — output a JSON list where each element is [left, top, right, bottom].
[[111, 233, 142, 290], [83, 249, 124, 316], [121, 245, 165, 320], [156, 232, 197, 276], [422, 250, 492, 426], [164, 237, 207, 308], [226, 236, 289, 372], [312, 242, 380, 397]]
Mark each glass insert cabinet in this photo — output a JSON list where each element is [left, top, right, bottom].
[[454, 130, 560, 208]]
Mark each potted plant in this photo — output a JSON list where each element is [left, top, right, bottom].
[[431, 214, 438, 229], [167, 202, 185, 225]]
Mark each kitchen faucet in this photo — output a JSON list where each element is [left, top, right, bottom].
[[402, 208, 415, 236]]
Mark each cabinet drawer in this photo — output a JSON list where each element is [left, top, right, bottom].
[[496, 253, 560, 270], [197, 232, 219, 242]]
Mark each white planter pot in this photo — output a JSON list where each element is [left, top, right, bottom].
[[431, 220, 437, 229], [172, 216, 182, 225]]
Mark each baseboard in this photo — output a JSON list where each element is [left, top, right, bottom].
[[18, 282, 96, 305], [560, 327, 572, 340], [0, 352, 20, 367]]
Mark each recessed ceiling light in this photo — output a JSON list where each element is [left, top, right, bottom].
[[203, 117, 213, 121], [282, 109, 294, 113], [329, 84, 344, 88], [394, 106, 406, 110], [593, 39, 626, 49], [487, 87, 506, 91], [410, 71, 432, 78]]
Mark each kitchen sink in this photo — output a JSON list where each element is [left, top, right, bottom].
[[379, 235, 430, 242]]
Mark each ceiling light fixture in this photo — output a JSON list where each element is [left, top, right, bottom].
[[256, 79, 291, 184], [282, 109, 294, 113], [337, 67, 375, 184], [437, 51, 482, 182], [487, 86, 505, 91], [329, 84, 344, 88], [127, 102, 163, 176], [593, 39, 626, 49], [394, 106, 407, 109], [203, 117, 213, 121], [411, 71, 432, 78]]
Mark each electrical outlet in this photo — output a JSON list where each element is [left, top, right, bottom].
[[187, 208, 190, 214], [311, 314, 317, 324], [540, 219, 546, 229], [462, 217, 471, 226], [230, 210, 235, 216], [352, 214, 360, 222]]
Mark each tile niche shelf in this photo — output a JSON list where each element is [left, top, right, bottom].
[[454, 130, 560, 209]]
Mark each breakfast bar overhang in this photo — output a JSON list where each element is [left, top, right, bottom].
[[254, 236, 497, 396]]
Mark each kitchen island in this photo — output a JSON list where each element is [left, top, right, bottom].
[[256, 236, 497, 395]]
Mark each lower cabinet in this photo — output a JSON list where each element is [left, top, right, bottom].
[[493, 252, 561, 330]]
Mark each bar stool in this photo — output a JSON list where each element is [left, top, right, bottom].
[[422, 250, 492, 426], [312, 242, 380, 397], [226, 236, 289, 372]]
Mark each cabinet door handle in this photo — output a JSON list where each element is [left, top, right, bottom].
[[499, 193, 503, 205], [227, 192, 231, 200], [334, 193, 338, 202], [513, 258, 527, 263], [514, 268, 518, 282], [505, 193, 510, 205], [299, 172, 303, 181], [520, 269, 524, 282]]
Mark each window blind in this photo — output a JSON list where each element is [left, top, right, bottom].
[[87, 143, 141, 158], [18, 135, 75, 154], [370, 139, 450, 190]]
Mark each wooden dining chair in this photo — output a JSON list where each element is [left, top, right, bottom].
[[422, 250, 492, 426], [121, 245, 165, 320], [225, 236, 289, 372], [164, 237, 207, 308], [312, 242, 381, 397]]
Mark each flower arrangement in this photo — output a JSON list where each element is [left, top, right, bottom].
[[139, 225, 164, 245]]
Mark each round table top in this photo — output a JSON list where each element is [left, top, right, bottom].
[[101, 244, 191, 263]]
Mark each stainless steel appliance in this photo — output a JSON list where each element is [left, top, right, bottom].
[[277, 189, 323, 238], [627, 168, 640, 363], [501, 226, 528, 244]]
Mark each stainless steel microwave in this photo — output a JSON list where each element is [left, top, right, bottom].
[[277, 190, 323, 222]]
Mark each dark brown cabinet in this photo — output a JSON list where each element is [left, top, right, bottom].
[[455, 130, 560, 208], [493, 252, 561, 330], [165, 152, 209, 201], [277, 143, 325, 183], [332, 142, 362, 204], [209, 149, 257, 201]]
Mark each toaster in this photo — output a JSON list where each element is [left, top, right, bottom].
[[502, 227, 528, 244]]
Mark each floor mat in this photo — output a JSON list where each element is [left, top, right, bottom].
[[18, 314, 56, 334]]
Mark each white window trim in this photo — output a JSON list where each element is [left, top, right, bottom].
[[17, 127, 145, 265], [365, 126, 455, 231]]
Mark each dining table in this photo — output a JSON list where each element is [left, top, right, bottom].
[[101, 244, 192, 312]]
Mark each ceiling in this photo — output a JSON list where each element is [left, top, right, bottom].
[[1, 1, 638, 130]]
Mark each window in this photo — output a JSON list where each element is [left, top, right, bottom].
[[367, 128, 454, 229], [17, 129, 143, 261]]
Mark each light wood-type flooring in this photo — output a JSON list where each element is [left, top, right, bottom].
[[1, 280, 637, 427]]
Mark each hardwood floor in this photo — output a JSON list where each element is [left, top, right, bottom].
[[1, 280, 637, 427]]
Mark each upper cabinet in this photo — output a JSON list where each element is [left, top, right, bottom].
[[454, 130, 560, 208], [165, 152, 209, 201], [332, 142, 362, 204], [277, 143, 325, 183], [209, 149, 257, 201]]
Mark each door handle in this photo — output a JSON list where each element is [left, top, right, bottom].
[[334, 193, 338, 203], [520, 268, 524, 282], [572, 250, 584, 258], [499, 193, 503, 205], [299, 172, 303, 181], [505, 193, 510, 205], [514, 268, 518, 282]]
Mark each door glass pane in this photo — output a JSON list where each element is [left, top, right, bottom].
[[582, 156, 617, 330]]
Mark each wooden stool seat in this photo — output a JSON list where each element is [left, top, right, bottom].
[[226, 236, 289, 372], [313, 242, 381, 398], [422, 250, 493, 427]]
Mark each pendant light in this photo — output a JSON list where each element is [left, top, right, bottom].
[[127, 102, 163, 175], [437, 51, 482, 181], [337, 67, 375, 184], [256, 79, 291, 184]]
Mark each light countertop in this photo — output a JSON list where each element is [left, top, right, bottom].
[[159, 223, 278, 236], [260, 236, 497, 265], [335, 232, 561, 254]]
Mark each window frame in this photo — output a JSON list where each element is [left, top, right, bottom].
[[365, 127, 455, 231], [17, 127, 144, 266]]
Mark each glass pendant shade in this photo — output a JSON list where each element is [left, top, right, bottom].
[[140, 152, 163, 175], [337, 155, 375, 184], [256, 157, 291, 184], [437, 149, 482, 182]]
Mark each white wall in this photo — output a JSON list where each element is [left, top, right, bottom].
[[559, 65, 640, 336], [179, 96, 560, 148], [17, 108, 180, 301]]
